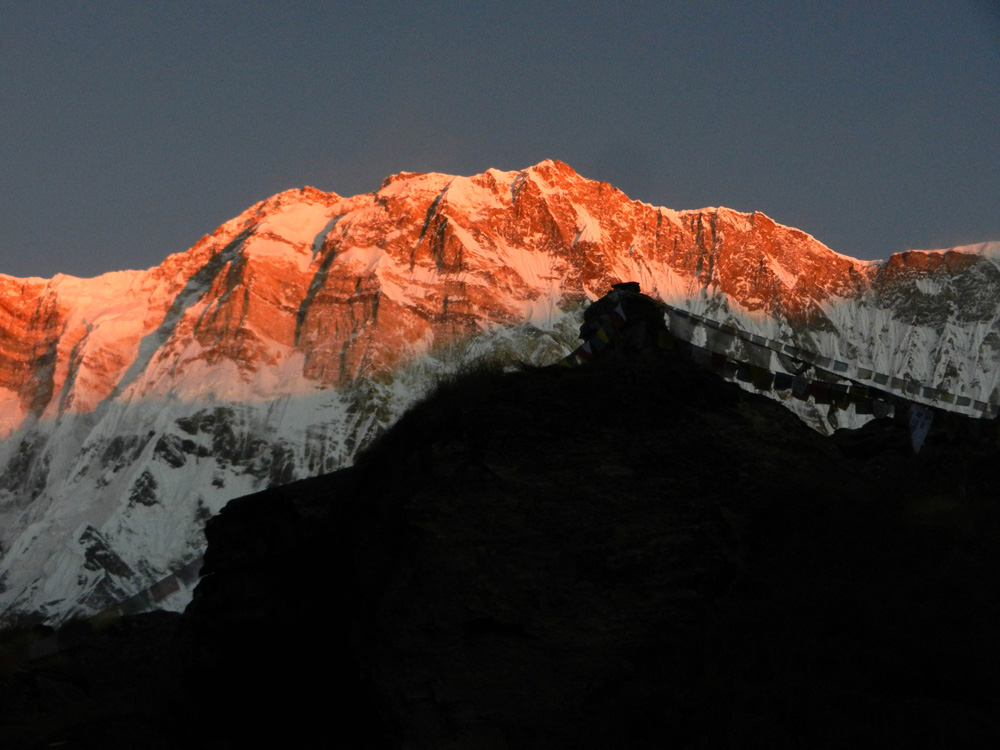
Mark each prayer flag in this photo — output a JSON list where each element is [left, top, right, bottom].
[[557, 354, 577, 368], [828, 384, 849, 407], [151, 575, 180, 602], [792, 377, 810, 400], [747, 343, 772, 369], [872, 400, 893, 419], [705, 327, 735, 352], [909, 405, 934, 454], [750, 366, 774, 390], [773, 372, 794, 391], [176, 558, 203, 585], [120, 591, 155, 616], [669, 314, 697, 342], [809, 381, 832, 404]]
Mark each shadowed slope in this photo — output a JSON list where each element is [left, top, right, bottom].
[[182, 353, 1000, 748], [3, 347, 1000, 748]]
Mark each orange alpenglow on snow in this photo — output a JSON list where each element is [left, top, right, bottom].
[[1, 160, 999, 626]]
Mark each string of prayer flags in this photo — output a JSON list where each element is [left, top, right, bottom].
[[150, 575, 180, 602], [562, 299, 633, 365], [655, 299, 997, 419], [559, 287, 997, 457]]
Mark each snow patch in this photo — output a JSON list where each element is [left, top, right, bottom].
[[915, 277, 943, 295], [376, 171, 453, 199], [442, 175, 510, 214], [766, 254, 800, 290], [572, 206, 606, 246]]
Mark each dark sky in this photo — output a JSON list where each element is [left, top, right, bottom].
[[2, 1, 998, 279]]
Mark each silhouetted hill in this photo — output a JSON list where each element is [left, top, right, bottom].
[[3, 350, 1000, 748]]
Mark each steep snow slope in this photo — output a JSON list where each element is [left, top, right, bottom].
[[0, 160, 997, 625]]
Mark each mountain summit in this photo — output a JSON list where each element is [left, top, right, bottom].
[[0, 160, 998, 625]]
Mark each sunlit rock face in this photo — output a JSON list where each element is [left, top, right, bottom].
[[0, 159, 997, 625]]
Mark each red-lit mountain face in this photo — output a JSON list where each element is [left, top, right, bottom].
[[0, 159, 998, 626]]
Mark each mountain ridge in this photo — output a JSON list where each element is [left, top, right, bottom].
[[1, 159, 998, 626]]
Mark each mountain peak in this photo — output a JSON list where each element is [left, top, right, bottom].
[[526, 157, 578, 178], [3, 161, 1000, 627]]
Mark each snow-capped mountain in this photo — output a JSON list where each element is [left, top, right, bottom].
[[1, 159, 997, 626]]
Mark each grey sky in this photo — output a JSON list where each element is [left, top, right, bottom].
[[1, 1, 998, 279]]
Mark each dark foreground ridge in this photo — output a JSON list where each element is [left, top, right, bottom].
[[3, 350, 1000, 748]]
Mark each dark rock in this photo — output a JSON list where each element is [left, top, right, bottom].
[[99, 435, 150, 473], [0, 432, 48, 501], [128, 470, 159, 507], [153, 434, 187, 468], [79, 526, 134, 579]]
